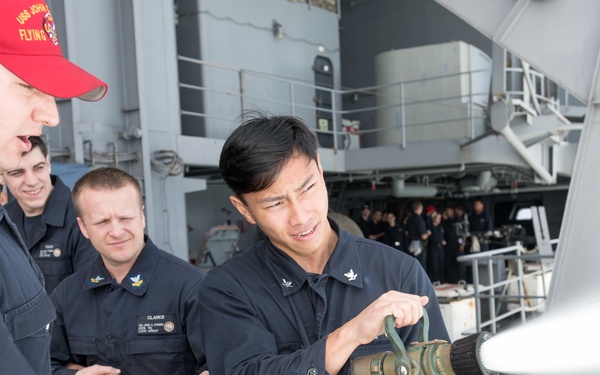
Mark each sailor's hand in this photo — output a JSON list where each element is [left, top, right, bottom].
[[70, 364, 121, 374], [346, 290, 428, 345]]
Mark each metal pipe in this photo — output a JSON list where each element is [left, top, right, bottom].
[[323, 164, 467, 183], [521, 62, 541, 114], [239, 70, 246, 119], [472, 258, 482, 332], [516, 242, 527, 321], [400, 82, 406, 149], [487, 257, 496, 334], [289, 81, 295, 116], [332, 87, 338, 150], [469, 70, 474, 139]]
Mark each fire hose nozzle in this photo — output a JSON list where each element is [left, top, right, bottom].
[[351, 311, 495, 375]]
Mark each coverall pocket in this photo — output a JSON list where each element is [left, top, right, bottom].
[[37, 258, 73, 292], [68, 336, 98, 355], [68, 336, 100, 367], [4, 290, 55, 341], [4, 290, 55, 374], [128, 335, 188, 375], [36, 258, 73, 276]]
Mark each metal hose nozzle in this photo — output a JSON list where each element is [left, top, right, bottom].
[[351, 311, 494, 375]]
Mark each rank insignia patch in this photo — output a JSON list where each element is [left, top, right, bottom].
[[130, 273, 144, 287]]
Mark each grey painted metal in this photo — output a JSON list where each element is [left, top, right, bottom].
[[187, 0, 342, 139], [175, 50, 577, 185], [373, 42, 491, 146], [531, 206, 553, 268], [48, 0, 585, 263], [548, 62, 600, 310], [51, 0, 132, 166], [131, 0, 189, 260], [435, 0, 600, 104], [491, 43, 506, 96], [44, 0, 190, 260], [434, 0, 600, 312], [63, 0, 188, 259], [400, 83, 406, 149], [343, 137, 529, 173], [177, 136, 224, 167], [499, 123, 554, 184]]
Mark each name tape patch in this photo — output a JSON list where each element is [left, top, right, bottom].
[[38, 243, 62, 258], [137, 314, 176, 335]]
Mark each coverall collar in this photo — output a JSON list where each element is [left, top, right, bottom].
[[264, 217, 364, 297], [83, 236, 160, 296]]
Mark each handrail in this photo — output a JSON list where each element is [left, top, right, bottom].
[[177, 55, 571, 150], [457, 238, 557, 334], [180, 55, 491, 94]]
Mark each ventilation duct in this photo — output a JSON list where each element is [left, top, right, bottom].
[[461, 171, 498, 192], [392, 178, 438, 198]]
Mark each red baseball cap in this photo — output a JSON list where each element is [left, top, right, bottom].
[[0, 0, 107, 101]]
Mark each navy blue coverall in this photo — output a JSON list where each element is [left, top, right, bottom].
[[470, 210, 493, 252], [0, 205, 55, 375], [442, 217, 464, 283], [50, 237, 206, 375], [427, 223, 445, 283], [5, 175, 97, 293], [406, 212, 428, 270], [199, 219, 449, 375]]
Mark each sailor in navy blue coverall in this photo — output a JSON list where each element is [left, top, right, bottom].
[[0, 0, 108, 371], [470, 198, 493, 252], [201, 114, 449, 375], [0, 206, 55, 375], [4, 163, 98, 293], [50, 167, 206, 375], [200, 219, 449, 374], [51, 237, 205, 375]]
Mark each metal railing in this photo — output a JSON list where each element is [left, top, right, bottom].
[[457, 238, 558, 335], [177, 54, 583, 154], [177, 55, 491, 149]]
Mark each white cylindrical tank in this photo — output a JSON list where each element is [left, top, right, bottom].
[[374, 41, 492, 146]]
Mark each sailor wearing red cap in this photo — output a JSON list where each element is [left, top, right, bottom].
[[0, 1, 107, 374]]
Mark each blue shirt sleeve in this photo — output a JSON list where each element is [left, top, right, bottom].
[[50, 284, 78, 375], [0, 320, 40, 375], [418, 216, 427, 235], [182, 277, 208, 374]]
